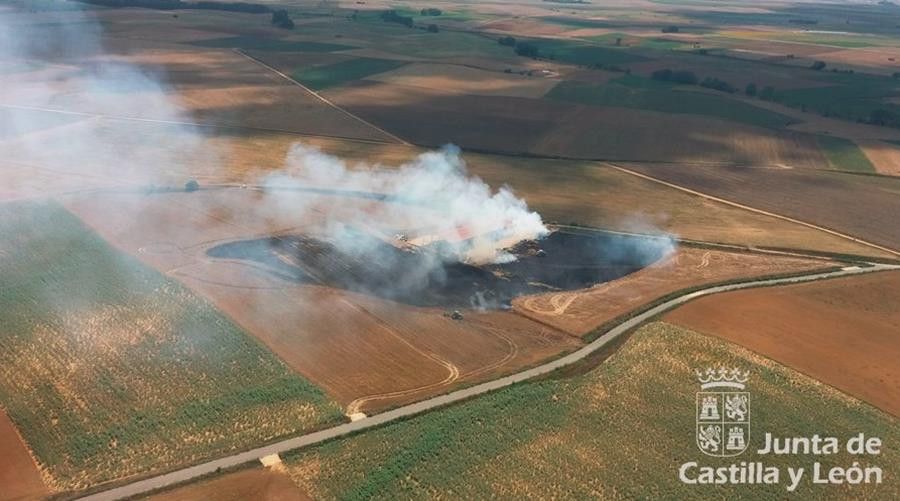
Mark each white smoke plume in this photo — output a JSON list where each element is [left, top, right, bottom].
[[262, 143, 549, 264]]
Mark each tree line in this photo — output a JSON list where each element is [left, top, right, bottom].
[[652, 68, 778, 100]]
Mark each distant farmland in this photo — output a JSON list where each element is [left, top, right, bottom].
[[0, 202, 342, 490], [547, 76, 797, 129], [621, 163, 900, 253], [293, 58, 408, 91], [284, 323, 899, 499]]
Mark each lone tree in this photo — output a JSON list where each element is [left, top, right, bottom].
[[745, 82, 757, 96], [185, 179, 199, 192], [426, 23, 439, 33], [271, 9, 294, 29], [498, 36, 517, 47], [810, 60, 827, 71]]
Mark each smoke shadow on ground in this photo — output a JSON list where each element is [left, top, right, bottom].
[[207, 229, 673, 309]]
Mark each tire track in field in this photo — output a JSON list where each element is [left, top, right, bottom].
[[457, 324, 518, 381], [341, 299, 459, 415], [520, 288, 593, 317]]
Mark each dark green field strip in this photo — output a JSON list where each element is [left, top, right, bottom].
[[190, 35, 355, 52], [775, 73, 900, 125], [526, 38, 650, 66], [816, 135, 876, 173], [0, 201, 342, 489], [293, 58, 408, 91], [547, 76, 797, 129]]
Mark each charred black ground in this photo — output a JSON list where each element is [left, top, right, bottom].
[[207, 229, 671, 308]]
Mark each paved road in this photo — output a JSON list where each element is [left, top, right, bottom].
[[79, 263, 899, 500]]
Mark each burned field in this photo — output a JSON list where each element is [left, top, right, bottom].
[[515, 245, 834, 337], [4, 2, 900, 497], [206, 230, 669, 309], [61, 188, 582, 414]]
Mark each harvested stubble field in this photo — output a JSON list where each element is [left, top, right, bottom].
[[62, 189, 580, 414], [514, 246, 831, 336], [461, 155, 888, 258], [282, 322, 900, 500], [0, 201, 341, 491], [621, 162, 900, 254], [666, 271, 900, 417]]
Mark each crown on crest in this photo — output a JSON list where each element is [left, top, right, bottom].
[[695, 367, 749, 390]]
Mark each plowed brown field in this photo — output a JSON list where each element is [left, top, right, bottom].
[[149, 467, 310, 501], [0, 410, 47, 501], [666, 271, 900, 416]]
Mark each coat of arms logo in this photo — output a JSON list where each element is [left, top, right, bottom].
[[695, 367, 750, 457]]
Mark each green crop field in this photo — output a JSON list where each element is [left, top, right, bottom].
[[293, 57, 407, 90], [816, 135, 876, 173], [547, 76, 796, 129], [0, 201, 342, 490], [284, 322, 899, 499], [776, 73, 900, 123], [527, 39, 649, 66], [190, 35, 355, 52]]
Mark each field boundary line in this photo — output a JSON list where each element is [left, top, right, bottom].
[[76, 263, 899, 501], [232, 49, 411, 146], [605, 163, 900, 258], [0, 103, 397, 147]]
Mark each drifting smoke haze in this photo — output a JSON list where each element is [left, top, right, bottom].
[[0, 2, 676, 310], [0, 4, 213, 194], [263, 143, 549, 264]]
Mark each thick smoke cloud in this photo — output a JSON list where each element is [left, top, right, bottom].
[[262, 143, 549, 264]]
